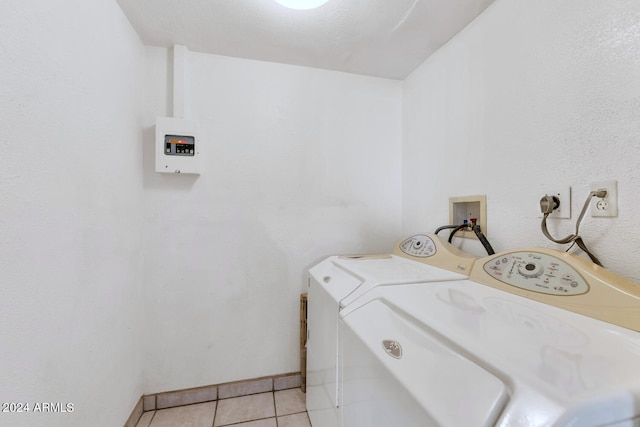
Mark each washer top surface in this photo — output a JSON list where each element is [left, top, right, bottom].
[[341, 278, 640, 426], [309, 233, 477, 309], [310, 254, 467, 308]]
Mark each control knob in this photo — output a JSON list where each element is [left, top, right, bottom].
[[518, 262, 544, 278]]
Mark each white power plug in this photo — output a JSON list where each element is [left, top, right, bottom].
[[539, 195, 560, 214], [590, 181, 618, 217]]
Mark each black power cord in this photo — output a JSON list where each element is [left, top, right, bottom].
[[472, 224, 495, 255], [448, 224, 468, 243], [434, 223, 495, 255], [434, 224, 463, 235]]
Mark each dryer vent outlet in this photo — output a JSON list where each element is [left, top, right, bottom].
[[449, 195, 487, 239]]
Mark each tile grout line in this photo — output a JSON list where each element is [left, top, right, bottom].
[[218, 415, 277, 427], [273, 390, 279, 427], [131, 373, 302, 426], [148, 373, 301, 410], [272, 378, 278, 426], [210, 397, 217, 427], [141, 393, 309, 427], [212, 391, 278, 427]]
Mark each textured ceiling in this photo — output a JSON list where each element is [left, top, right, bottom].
[[116, 0, 495, 80]]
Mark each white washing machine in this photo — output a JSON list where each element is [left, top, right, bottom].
[[339, 247, 640, 427], [306, 234, 478, 427]]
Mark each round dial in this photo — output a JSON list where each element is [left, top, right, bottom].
[[482, 251, 589, 296], [518, 262, 544, 278], [398, 235, 436, 258]]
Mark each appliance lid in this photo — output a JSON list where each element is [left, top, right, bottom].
[[342, 298, 508, 426], [345, 279, 640, 426], [333, 255, 466, 307]]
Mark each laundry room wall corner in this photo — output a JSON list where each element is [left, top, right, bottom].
[[402, 0, 640, 282], [0, 0, 146, 426], [142, 48, 403, 393]]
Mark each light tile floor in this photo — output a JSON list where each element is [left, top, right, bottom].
[[136, 389, 310, 427]]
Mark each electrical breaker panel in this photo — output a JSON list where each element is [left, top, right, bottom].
[[155, 117, 200, 174]]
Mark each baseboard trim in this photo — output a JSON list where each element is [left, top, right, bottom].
[[123, 397, 143, 427], [124, 372, 302, 427]]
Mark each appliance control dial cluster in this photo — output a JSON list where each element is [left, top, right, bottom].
[[484, 251, 589, 295], [398, 235, 436, 258]]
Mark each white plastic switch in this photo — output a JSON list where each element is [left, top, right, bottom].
[[590, 181, 618, 217]]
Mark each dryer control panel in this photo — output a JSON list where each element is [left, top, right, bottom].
[[394, 233, 478, 274], [398, 234, 436, 258], [484, 251, 589, 296]]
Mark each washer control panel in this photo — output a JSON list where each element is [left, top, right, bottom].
[[398, 234, 436, 258], [484, 251, 589, 295]]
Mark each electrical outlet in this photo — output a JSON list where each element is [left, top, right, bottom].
[[590, 181, 618, 217], [539, 187, 571, 219]]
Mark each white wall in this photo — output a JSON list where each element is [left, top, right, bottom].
[[142, 48, 402, 392], [7, 0, 639, 419], [0, 1, 144, 426], [403, 0, 640, 281]]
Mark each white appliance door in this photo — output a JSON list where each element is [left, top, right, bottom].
[[341, 299, 507, 427]]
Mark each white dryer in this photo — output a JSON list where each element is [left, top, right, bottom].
[[306, 234, 478, 427], [339, 248, 640, 427]]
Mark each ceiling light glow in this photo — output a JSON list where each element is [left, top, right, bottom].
[[274, 0, 330, 10]]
